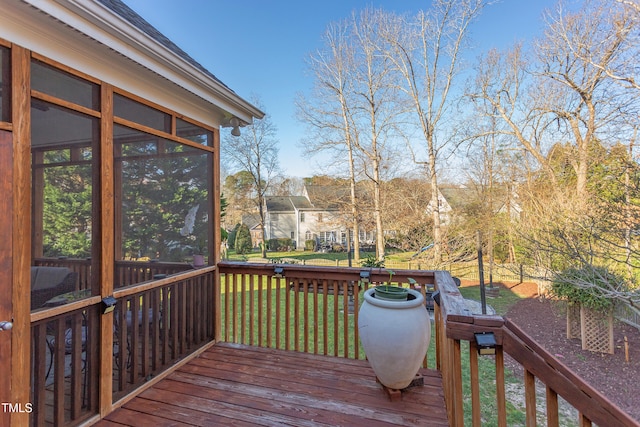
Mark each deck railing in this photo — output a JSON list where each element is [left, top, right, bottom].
[[110, 269, 215, 400], [218, 261, 436, 361], [29, 260, 637, 426], [29, 260, 215, 426], [219, 261, 638, 427]]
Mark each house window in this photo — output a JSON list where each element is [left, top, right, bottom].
[[320, 231, 335, 242], [317, 213, 323, 222], [300, 212, 305, 222]]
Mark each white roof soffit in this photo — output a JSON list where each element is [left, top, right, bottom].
[[32, 0, 264, 123]]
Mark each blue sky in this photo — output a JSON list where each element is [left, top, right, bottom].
[[125, 0, 558, 178]]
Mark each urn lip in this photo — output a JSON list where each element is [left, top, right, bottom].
[[363, 288, 425, 309]]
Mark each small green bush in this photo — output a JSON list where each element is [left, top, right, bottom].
[[551, 266, 625, 311], [304, 239, 316, 251], [234, 224, 252, 255], [361, 253, 384, 268], [227, 224, 240, 250]]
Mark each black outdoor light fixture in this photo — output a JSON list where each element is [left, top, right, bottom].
[[359, 270, 370, 283], [101, 296, 117, 314], [474, 332, 497, 355], [274, 266, 284, 278], [431, 290, 441, 306]]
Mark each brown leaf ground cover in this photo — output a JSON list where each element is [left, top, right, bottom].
[[486, 281, 640, 422]]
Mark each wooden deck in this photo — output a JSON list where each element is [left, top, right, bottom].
[[96, 342, 449, 426]]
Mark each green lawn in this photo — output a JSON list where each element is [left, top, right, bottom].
[[458, 283, 525, 315], [226, 249, 413, 263]]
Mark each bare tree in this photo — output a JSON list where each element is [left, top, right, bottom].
[[469, 46, 561, 190], [222, 96, 280, 258], [298, 9, 404, 261], [379, 0, 486, 262], [348, 8, 412, 261], [535, 0, 638, 198], [296, 19, 363, 261]]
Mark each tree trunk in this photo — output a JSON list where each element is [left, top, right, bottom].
[[373, 158, 385, 261], [348, 146, 361, 262]]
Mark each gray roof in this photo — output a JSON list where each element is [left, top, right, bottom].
[[96, 0, 230, 91], [265, 196, 313, 212]]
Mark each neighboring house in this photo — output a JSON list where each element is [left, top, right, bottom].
[[426, 187, 456, 225], [438, 185, 523, 223], [497, 190, 523, 221], [241, 213, 264, 249], [264, 186, 375, 250], [264, 195, 314, 250]]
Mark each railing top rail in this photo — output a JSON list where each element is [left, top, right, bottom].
[[34, 257, 92, 265], [218, 260, 437, 284], [35, 257, 195, 269], [432, 270, 490, 320]]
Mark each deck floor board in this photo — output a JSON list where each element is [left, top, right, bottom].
[[96, 342, 448, 426]]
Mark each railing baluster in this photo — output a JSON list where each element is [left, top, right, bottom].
[[257, 273, 263, 346], [249, 274, 255, 346], [130, 296, 139, 384], [170, 283, 178, 359], [294, 277, 300, 352], [452, 338, 463, 427], [546, 385, 560, 426], [342, 280, 348, 358], [275, 275, 281, 349], [266, 275, 272, 347], [276, 279, 288, 350], [32, 323, 47, 426], [323, 279, 329, 356], [70, 312, 83, 419], [150, 287, 161, 371], [579, 413, 592, 426], [332, 280, 339, 357], [53, 318, 65, 425], [353, 281, 359, 359], [224, 272, 230, 342], [469, 341, 481, 427], [240, 273, 246, 345], [313, 278, 319, 355], [303, 278, 310, 353], [117, 300, 126, 390], [495, 347, 507, 427], [232, 273, 238, 343], [141, 293, 150, 378], [524, 369, 537, 426]]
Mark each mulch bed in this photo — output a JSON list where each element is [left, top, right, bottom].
[[498, 282, 640, 422]]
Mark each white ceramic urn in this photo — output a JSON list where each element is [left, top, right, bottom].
[[358, 287, 431, 390]]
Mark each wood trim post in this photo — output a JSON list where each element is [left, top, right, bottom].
[[213, 127, 221, 342], [11, 44, 31, 427], [99, 83, 115, 416]]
